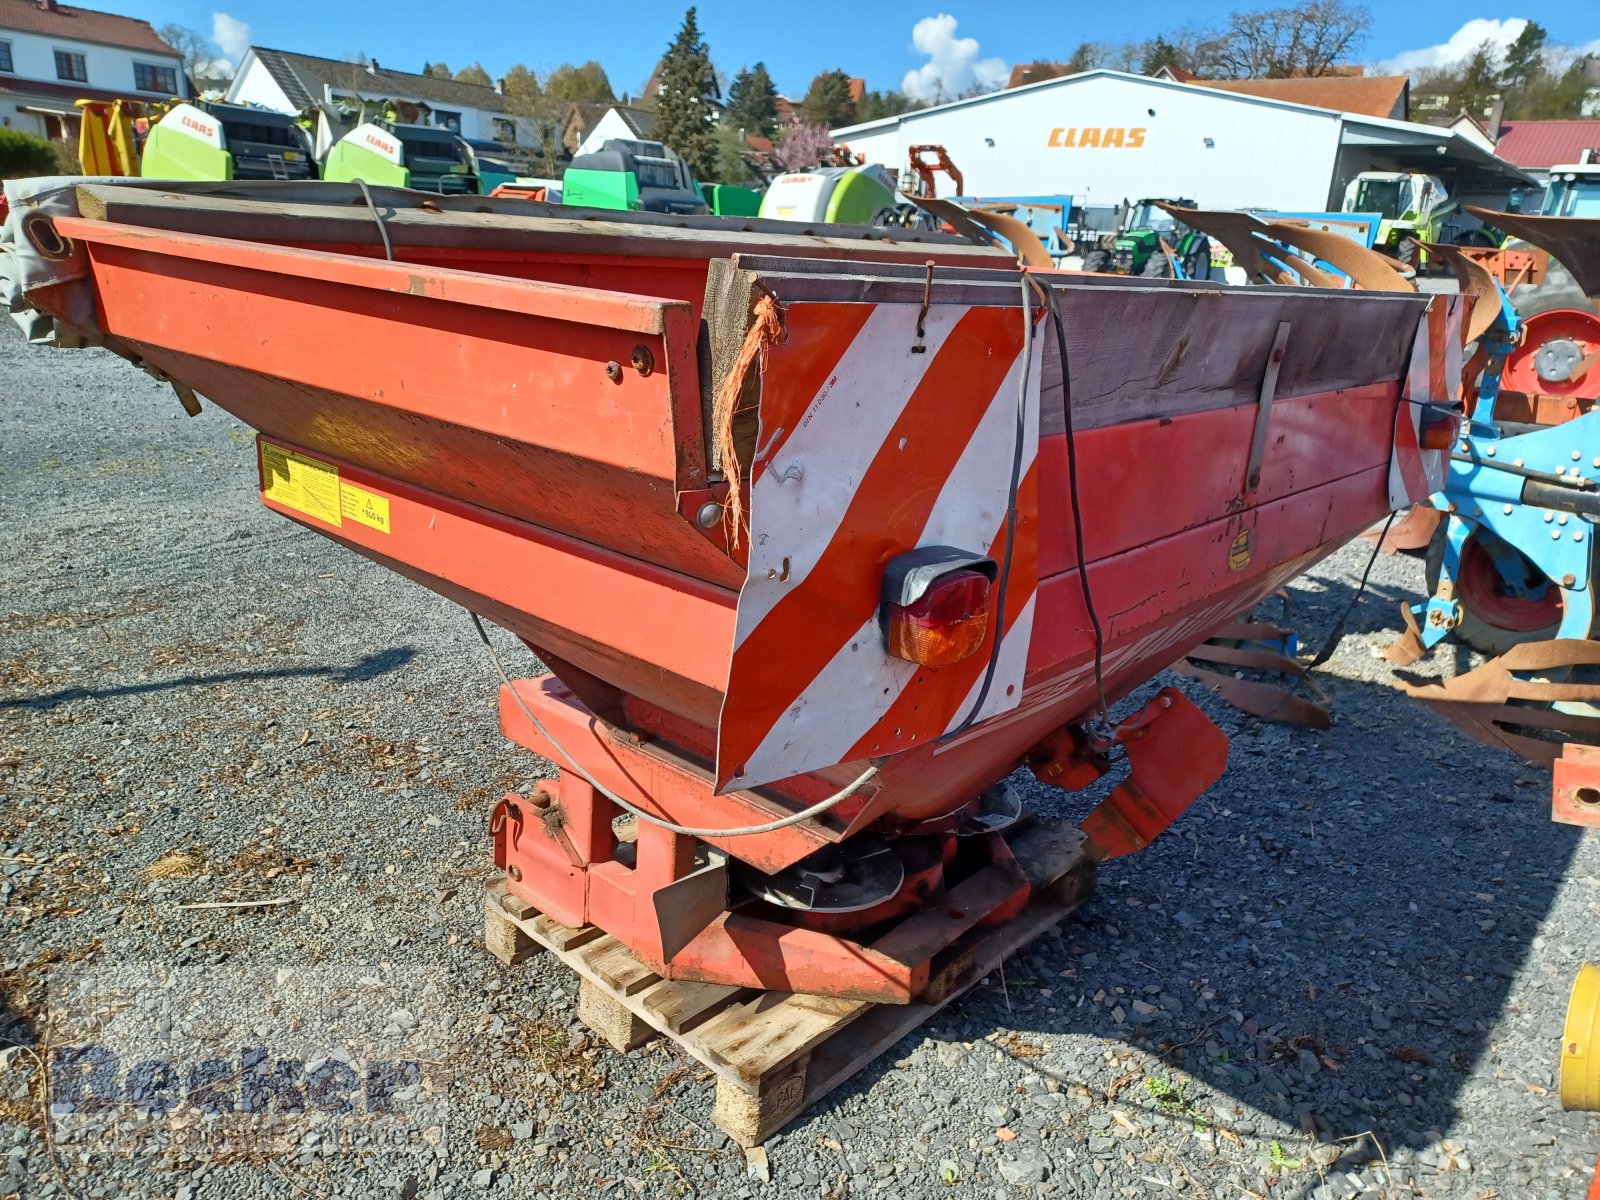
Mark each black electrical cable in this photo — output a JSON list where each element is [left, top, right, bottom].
[[353, 178, 394, 262], [941, 273, 1032, 740], [1043, 283, 1112, 727], [1305, 511, 1394, 671]]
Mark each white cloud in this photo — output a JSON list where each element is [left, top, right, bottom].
[[1378, 18, 1527, 75], [210, 12, 251, 70], [899, 14, 1008, 104]]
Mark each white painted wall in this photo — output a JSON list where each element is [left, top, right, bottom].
[[226, 56, 292, 111], [0, 27, 183, 98], [833, 72, 1345, 211], [575, 108, 644, 157]]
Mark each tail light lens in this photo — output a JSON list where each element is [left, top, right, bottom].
[[885, 569, 992, 666], [1420, 405, 1463, 451]]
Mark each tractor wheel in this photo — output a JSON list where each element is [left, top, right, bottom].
[[1425, 521, 1572, 656], [1395, 237, 1419, 272], [1141, 248, 1173, 278], [1081, 248, 1112, 273], [1183, 237, 1212, 281]]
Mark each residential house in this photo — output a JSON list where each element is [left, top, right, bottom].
[[227, 47, 534, 155], [571, 105, 657, 157], [1493, 118, 1600, 190], [0, 0, 186, 141]]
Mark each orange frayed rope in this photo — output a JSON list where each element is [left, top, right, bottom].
[[711, 292, 784, 549]]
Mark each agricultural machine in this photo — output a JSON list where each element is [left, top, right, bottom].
[[0, 174, 1463, 1008], [322, 119, 478, 194], [1384, 214, 1600, 665], [1080, 198, 1211, 279], [1340, 170, 1456, 269]]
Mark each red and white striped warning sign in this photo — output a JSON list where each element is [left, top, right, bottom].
[[1388, 293, 1465, 510], [716, 300, 1043, 792]]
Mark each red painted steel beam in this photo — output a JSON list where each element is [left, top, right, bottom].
[[54, 217, 706, 486]]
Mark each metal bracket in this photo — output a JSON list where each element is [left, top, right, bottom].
[[1079, 688, 1229, 861], [1245, 322, 1292, 493]]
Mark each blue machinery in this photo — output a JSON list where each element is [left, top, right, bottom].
[[1402, 275, 1600, 658]]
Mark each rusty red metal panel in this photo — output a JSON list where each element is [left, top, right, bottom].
[[1554, 744, 1600, 827]]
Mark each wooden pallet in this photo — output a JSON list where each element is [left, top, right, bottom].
[[483, 821, 1095, 1149]]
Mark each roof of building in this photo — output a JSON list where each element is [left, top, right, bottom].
[[1493, 119, 1600, 170], [0, 0, 175, 55], [0, 75, 164, 106], [247, 47, 507, 113], [1193, 74, 1409, 120], [1007, 61, 1069, 89]]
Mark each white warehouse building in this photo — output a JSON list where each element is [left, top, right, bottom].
[[831, 69, 1531, 213]]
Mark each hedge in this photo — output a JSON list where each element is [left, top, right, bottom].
[[0, 128, 58, 179]]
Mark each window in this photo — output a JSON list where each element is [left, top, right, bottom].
[[0, 41, 13, 73], [134, 62, 178, 93], [492, 118, 515, 143], [433, 109, 461, 133], [54, 50, 87, 83]]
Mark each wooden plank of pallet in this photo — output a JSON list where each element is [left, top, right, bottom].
[[573, 935, 663, 997], [483, 818, 1097, 1148], [638, 979, 750, 1036], [685, 991, 868, 1088], [793, 858, 1097, 1132]]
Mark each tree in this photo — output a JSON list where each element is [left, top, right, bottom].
[[544, 61, 615, 103], [1140, 37, 1183, 76], [857, 89, 918, 123], [713, 120, 755, 184], [1453, 40, 1503, 118], [455, 62, 492, 87], [426, 62, 452, 79], [1210, 0, 1371, 78], [654, 8, 720, 179], [1065, 44, 1101, 73], [158, 23, 214, 83], [801, 69, 855, 127], [772, 123, 834, 171], [502, 64, 541, 107], [1501, 21, 1547, 90], [727, 62, 779, 137]]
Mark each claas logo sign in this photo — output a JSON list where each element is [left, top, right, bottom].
[[1047, 127, 1148, 148], [180, 115, 218, 141]]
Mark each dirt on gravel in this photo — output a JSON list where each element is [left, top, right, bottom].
[[3, 318, 1600, 1200]]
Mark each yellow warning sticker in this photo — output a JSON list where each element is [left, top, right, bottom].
[[1227, 529, 1254, 572], [340, 482, 391, 533], [258, 443, 391, 535]]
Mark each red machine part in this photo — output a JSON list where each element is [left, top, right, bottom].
[[906, 145, 964, 199], [1076, 689, 1231, 861], [1503, 309, 1600, 402], [1553, 743, 1600, 827]]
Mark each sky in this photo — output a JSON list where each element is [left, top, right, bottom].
[[104, 1, 1599, 102]]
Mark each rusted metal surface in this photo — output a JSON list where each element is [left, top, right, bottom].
[[1399, 639, 1600, 765], [1466, 208, 1600, 299], [1172, 619, 1332, 729]]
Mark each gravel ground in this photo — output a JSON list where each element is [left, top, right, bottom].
[[4, 315, 1600, 1200]]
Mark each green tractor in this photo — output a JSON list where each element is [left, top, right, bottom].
[[1081, 198, 1210, 278]]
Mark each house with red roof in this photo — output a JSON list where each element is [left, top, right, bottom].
[[0, 0, 186, 141], [1491, 119, 1600, 188]]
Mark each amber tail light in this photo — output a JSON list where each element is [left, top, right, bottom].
[[1420, 405, 1463, 452], [880, 548, 998, 668]]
